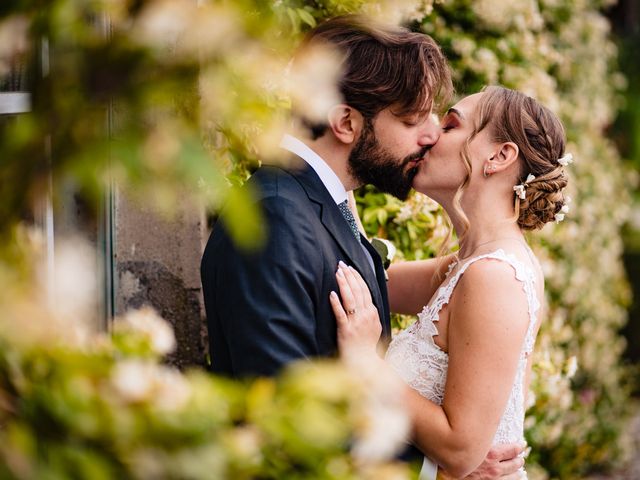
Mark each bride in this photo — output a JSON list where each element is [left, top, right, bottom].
[[329, 86, 570, 479]]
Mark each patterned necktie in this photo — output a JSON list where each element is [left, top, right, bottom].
[[338, 200, 361, 241]]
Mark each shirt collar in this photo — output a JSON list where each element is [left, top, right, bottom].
[[280, 134, 347, 205]]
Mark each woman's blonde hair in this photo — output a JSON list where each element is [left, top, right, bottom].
[[435, 86, 568, 267]]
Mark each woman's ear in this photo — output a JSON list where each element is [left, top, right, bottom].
[[327, 104, 363, 145], [490, 142, 519, 172]]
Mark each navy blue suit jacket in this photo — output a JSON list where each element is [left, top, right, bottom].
[[201, 163, 391, 377]]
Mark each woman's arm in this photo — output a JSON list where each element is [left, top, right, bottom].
[[403, 260, 530, 477], [332, 260, 530, 478]]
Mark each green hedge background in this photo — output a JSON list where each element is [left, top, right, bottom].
[[0, 0, 636, 478], [354, 2, 637, 478]]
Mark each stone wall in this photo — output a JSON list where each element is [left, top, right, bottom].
[[114, 189, 209, 369]]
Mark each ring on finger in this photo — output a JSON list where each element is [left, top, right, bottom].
[[346, 309, 357, 315]]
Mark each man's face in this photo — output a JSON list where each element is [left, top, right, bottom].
[[347, 107, 440, 200]]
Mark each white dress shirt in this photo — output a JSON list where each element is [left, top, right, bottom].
[[280, 134, 348, 205]]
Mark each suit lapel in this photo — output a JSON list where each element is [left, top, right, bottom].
[[290, 165, 387, 322], [361, 236, 391, 340]]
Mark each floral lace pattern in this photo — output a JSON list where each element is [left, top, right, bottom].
[[386, 249, 540, 447]]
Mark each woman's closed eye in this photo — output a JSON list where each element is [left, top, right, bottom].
[[440, 116, 459, 132], [440, 108, 464, 132], [441, 121, 458, 132]]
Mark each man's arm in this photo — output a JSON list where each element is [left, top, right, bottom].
[[387, 256, 457, 315], [206, 196, 323, 377], [438, 443, 526, 479]]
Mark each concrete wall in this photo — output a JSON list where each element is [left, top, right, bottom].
[[114, 188, 209, 369]]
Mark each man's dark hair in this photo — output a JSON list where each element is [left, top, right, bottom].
[[293, 15, 453, 139]]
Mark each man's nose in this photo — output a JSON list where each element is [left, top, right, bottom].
[[419, 117, 440, 146]]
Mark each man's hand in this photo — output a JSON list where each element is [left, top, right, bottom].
[[437, 442, 527, 480]]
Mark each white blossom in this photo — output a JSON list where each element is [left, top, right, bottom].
[[346, 358, 410, 462], [514, 184, 527, 200], [120, 307, 176, 355], [565, 356, 579, 379], [111, 359, 191, 410], [558, 153, 574, 166], [36, 237, 99, 347], [286, 43, 343, 124], [111, 360, 156, 402]]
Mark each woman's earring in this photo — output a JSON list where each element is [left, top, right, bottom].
[[484, 159, 497, 177]]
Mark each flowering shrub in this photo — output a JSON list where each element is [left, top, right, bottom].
[[353, 1, 636, 477], [0, 0, 634, 478], [0, 231, 412, 479], [0, 329, 410, 479]]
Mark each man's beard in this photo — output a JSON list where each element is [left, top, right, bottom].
[[348, 121, 428, 201]]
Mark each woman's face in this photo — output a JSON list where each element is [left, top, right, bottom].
[[412, 92, 495, 203]]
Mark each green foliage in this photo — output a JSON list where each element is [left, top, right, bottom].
[[0, 0, 635, 478], [356, 186, 448, 262], [0, 2, 420, 478], [0, 339, 381, 479], [352, 1, 636, 477], [0, 249, 410, 478]]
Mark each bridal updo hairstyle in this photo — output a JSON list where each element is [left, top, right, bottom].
[[469, 86, 569, 230]]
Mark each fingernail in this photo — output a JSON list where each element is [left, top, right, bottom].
[[336, 268, 344, 277], [339, 260, 347, 268], [330, 291, 337, 299]]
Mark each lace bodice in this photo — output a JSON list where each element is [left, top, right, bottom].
[[386, 248, 541, 447]]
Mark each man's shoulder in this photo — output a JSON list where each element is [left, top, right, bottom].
[[248, 164, 311, 206]]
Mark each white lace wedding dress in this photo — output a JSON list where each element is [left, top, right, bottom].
[[385, 248, 540, 479]]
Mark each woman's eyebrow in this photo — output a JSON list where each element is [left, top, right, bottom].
[[446, 107, 465, 119]]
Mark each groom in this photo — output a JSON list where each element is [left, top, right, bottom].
[[201, 15, 449, 378], [201, 15, 524, 479]]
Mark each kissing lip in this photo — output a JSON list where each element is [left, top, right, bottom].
[[404, 146, 432, 170], [406, 158, 423, 169], [410, 153, 429, 167]]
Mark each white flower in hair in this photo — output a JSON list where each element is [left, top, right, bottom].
[[555, 213, 565, 223], [513, 174, 536, 200], [558, 153, 573, 166], [560, 204, 570, 214]]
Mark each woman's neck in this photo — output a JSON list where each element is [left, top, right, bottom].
[[446, 193, 523, 260]]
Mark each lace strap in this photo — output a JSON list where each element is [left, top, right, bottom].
[[434, 249, 540, 354]]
